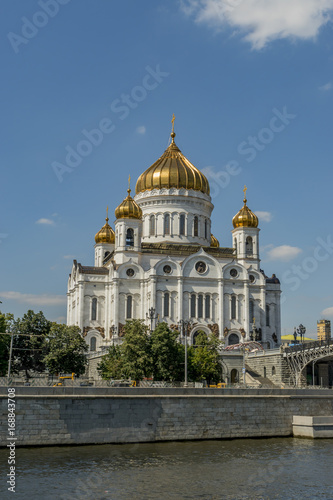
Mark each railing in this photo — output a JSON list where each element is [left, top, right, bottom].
[[283, 338, 333, 354]]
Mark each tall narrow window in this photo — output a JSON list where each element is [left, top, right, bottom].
[[164, 214, 170, 235], [190, 294, 196, 317], [164, 292, 170, 317], [246, 236, 253, 255], [205, 295, 211, 319], [126, 295, 132, 319], [90, 337, 96, 351], [198, 295, 203, 318], [194, 216, 199, 236], [231, 296, 237, 320], [179, 214, 185, 235], [234, 238, 237, 254], [149, 215, 155, 236], [249, 300, 254, 324], [126, 228, 134, 247], [266, 305, 270, 327], [91, 298, 97, 321], [204, 219, 208, 239]]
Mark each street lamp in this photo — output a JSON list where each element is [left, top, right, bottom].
[[178, 319, 193, 388], [146, 307, 158, 332], [295, 324, 306, 344], [110, 324, 117, 346], [251, 317, 258, 342]]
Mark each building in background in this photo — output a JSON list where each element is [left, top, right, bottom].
[[67, 123, 282, 352], [317, 320, 331, 342]]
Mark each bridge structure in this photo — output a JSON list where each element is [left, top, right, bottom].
[[283, 339, 333, 386]]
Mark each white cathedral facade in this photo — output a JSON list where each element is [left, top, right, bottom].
[[67, 126, 281, 352]]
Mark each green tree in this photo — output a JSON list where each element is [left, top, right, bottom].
[[12, 310, 51, 379], [0, 312, 14, 376], [188, 331, 222, 384], [43, 324, 88, 376], [151, 322, 184, 381], [120, 319, 152, 380], [97, 344, 124, 380]]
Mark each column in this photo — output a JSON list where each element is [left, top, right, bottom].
[[104, 283, 110, 340], [78, 282, 84, 332], [218, 279, 224, 340], [244, 283, 250, 341], [260, 286, 266, 344], [140, 280, 145, 319], [178, 277, 183, 322], [113, 279, 119, 341]]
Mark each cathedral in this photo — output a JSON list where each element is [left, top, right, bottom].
[[67, 121, 281, 352]]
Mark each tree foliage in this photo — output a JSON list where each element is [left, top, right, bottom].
[[0, 312, 14, 376], [150, 322, 184, 381], [97, 344, 124, 379], [188, 331, 222, 384], [43, 324, 88, 376]]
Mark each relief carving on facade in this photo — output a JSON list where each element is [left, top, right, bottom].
[[208, 323, 219, 336], [224, 327, 230, 338], [82, 326, 105, 338], [240, 328, 246, 338], [118, 323, 126, 337]]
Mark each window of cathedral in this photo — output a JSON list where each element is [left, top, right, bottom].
[[198, 295, 203, 318], [104, 251, 110, 258], [229, 334, 239, 346], [126, 295, 132, 319], [90, 337, 96, 351], [266, 305, 270, 327], [164, 293, 170, 317], [246, 236, 253, 255], [149, 215, 155, 236], [194, 216, 199, 237], [126, 228, 134, 247], [179, 214, 185, 235], [205, 295, 211, 318], [164, 214, 170, 235], [126, 268, 135, 277], [230, 268, 238, 278], [195, 261, 207, 274], [163, 265, 172, 274], [190, 294, 196, 317], [249, 274, 255, 283], [231, 296, 237, 320], [234, 239, 237, 253], [91, 298, 97, 321], [249, 300, 254, 323], [204, 219, 208, 240]]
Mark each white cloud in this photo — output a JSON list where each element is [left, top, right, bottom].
[[136, 126, 146, 135], [319, 82, 332, 91], [181, 0, 333, 49], [254, 211, 272, 222], [321, 307, 333, 317], [0, 291, 66, 306], [266, 245, 302, 262], [36, 218, 54, 225]]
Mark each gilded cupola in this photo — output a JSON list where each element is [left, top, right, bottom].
[[232, 186, 259, 229], [115, 178, 142, 220], [95, 208, 115, 244], [210, 234, 220, 248], [135, 116, 210, 196]]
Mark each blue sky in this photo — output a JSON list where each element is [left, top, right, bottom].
[[1, 0, 333, 337]]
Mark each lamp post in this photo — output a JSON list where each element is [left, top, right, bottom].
[[295, 324, 306, 344], [251, 317, 258, 342], [146, 307, 158, 333], [110, 324, 117, 346], [178, 319, 193, 388]]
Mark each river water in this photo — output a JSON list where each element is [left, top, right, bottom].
[[1, 438, 333, 500]]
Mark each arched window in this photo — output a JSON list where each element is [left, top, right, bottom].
[[126, 228, 134, 247], [229, 333, 239, 345], [246, 236, 253, 255], [149, 215, 155, 236], [104, 251, 110, 259], [205, 295, 210, 318], [126, 295, 132, 319], [179, 214, 185, 235], [198, 295, 203, 318], [194, 216, 199, 237], [190, 294, 196, 317], [204, 219, 208, 239], [90, 337, 97, 351], [264, 366, 267, 378], [164, 292, 170, 317], [164, 214, 170, 235], [234, 238, 237, 254], [249, 300, 254, 324], [266, 305, 270, 327], [272, 366, 276, 376], [231, 369, 238, 383], [231, 296, 237, 320], [91, 298, 97, 321]]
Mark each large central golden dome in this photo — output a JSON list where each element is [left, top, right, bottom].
[[135, 132, 210, 196]]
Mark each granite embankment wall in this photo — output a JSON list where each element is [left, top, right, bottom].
[[1, 388, 333, 446]]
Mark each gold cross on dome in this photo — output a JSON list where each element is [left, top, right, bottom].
[[243, 185, 247, 203], [106, 206, 109, 219], [171, 113, 175, 133]]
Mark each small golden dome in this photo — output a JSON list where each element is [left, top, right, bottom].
[[210, 234, 220, 248], [95, 210, 115, 244], [115, 187, 142, 220], [135, 130, 210, 196], [232, 186, 259, 229]]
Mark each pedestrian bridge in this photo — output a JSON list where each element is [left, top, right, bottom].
[[283, 339, 333, 386]]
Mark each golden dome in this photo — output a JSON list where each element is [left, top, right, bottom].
[[210, 234, 220, 248], [115, 187, 142, 220], [232, 186, 259, 229], [95, 210, 115, 244], [135, 131, 210, 196]]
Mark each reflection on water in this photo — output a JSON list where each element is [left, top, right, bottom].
[[1, 438, 333, 500]]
